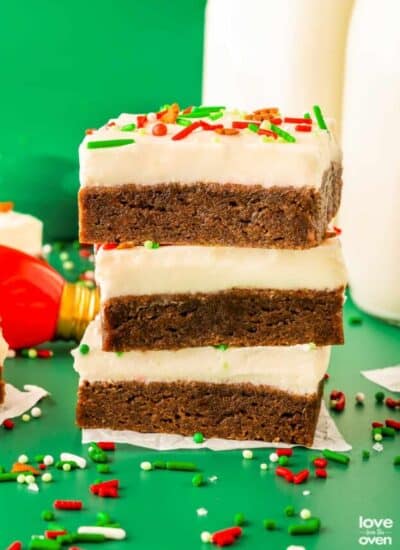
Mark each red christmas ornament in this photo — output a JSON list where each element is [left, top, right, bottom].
[[0, 246, 99, 349]]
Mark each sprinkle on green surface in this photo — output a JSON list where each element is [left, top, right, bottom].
[[41, 509, 55, 521], [192, 473, 204, 487], [374, 433, 383, 442], [79, 343, 90, 355], [263, 519, 276, 530], [313, 105, 328, 130], [362, 450, 370, 460], [382, 426, 396, 437], [72, 240, 80, 249], [214, 344, 229, 351], [29, 539, 61, 550], [97, 463, 111, 473], [393, 456, 400, 465], [0, 472, 19, 481], [120, 123, 136, 132], [349, 315, 363, 326], [193, 431, 204, 444], [322, 449, 350, 465], [375, 391, 385, 404], [143, 240, 160, 250], [288, 517, 321, 536], [284, 505, 295, 517], [166, 461, 197, 471], [270, 124, 296, 143], [97, 511, 112, 525], [35, 454, 45, 463], [234, 512, 245, 526], [278, 455, 289, 466], [87, 138, 135, 149]]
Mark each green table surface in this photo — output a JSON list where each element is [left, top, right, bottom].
[[1, 244, 400, 549]]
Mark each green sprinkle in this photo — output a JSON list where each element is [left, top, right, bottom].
[[288, 517, 321, 536], [248, 123, 259, 133], [382, 427, 396, 437], [143, 240, 160, 250], [284, 505, 295, 517], [97, 463, 111, 473], [74, 533, 106, 543], [375, 391, 385, 404], [372, 427, 382, 436], [152, 460, 167, 469], [116, 351, 124, 357], [349, 315, 363, 326], [313, 105, 328, 130], [87, 139, 135, 149], [184, 106, 225, 118], [278, 455, 289, 466], [41, 509, 55, 521], [160, 103, 171, 111], [79, 343, 90, 355], [270, 124, 296, 143], [393, 455, 400, 465], [214, 344, 229, 351], [120, 123, 136, 132], [97, 511, 112, 524], [304, 112, 311, 119], [88, 442, 108, 463], [35, 454, 45, 463], [29, 540, 61, 550], [0, 472, 19, 481], [192, 473, 204, 487], [55, 460, 78, 470], [193, 432, 204, 444], [362, 450, 370, 460], [52, 242, 63, 252], [234, 512, 245, 526], [72, 240, 80, 249], [322, 449, 350, 465], [263, 519, 276, 530], [176, 117, 192, 127], [166, 461, 197, 471], [209, 111, 224, 121]]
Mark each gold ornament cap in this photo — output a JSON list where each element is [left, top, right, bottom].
[[56, 282, 99, 341]]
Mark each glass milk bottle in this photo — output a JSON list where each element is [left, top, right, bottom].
[[203, 0, 354, 132], [341, 0, 400, 324]]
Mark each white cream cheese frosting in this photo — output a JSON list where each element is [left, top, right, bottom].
[[0, 329, 8, 367], [95, 238, 347, 300], [79, 111, 340, 189], [73, 318, 330, 395], [0, 210, 43, 257]]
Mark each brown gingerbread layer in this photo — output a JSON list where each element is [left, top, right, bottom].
[[77, 379, 324, 445], [101, 287, 344, 351], [79, 163, 342, 248]]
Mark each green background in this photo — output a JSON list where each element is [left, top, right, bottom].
[[0, 0, 206, 240], [0, 246, 400, 549]]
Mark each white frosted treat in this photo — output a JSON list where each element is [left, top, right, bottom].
[[0, 209, 43, 256], [95, 238, 347, 300], [79, 110, 340, 189], [0, 329, 8, 366], [73, 318, 330, 395]]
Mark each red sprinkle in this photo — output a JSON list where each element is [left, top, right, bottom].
[[85, 129, 95, 135], [6, 543, 22, 550], [270, 117, 282, 125], [315, 468, 328, 479], [45, 530, 67, 539], [136, 115, 147, 129], [313, 458, 328, 469], [232, 121, 260, 130], [37, 349, 53, 359], [172, 121, 203, 141], [333, 226, 342, 235], [199, 121, 224, 131], [98, 486, 118, 498], [97, 441, 115, 451], [152, 122, 168, 137], [293, 469, 310, 484], [107, 122, 116, 128], [90, 479, 119, 498], [284, 117, 312, 125], [258, 129, 278, 138], [372, 421, 384, 428], [277, 448, 293, 457], [39, 463, 46, 470], [386, 419, 400, 430], [79, 248, 92, 258], [212, 527, 242, 547], [102, 243, 118, 250], [3, 419, 14, 430], [324, 373, 330, 381], [53, 500, 82, 511], [295, 124, 312, 132], [330, 390, 346, 411], [275, 466, 294, 483], [385, 397, 400, 409]]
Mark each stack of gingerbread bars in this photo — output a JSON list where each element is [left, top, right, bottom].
[[73, 104, 347, 445]]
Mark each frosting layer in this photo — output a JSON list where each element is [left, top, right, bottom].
[[0, 211, 43, 256], [79, 112, 340, 189], [95, 238, 347, 300], [72, 318, 330, 394], [0, 329, 8, 366]]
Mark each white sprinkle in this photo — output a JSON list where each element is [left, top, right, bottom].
[[25, 474, 35, 485], [287, 546, 306, 550], [27, 482, 39, 492], [269, 452, 279, 463], [373, 442, 384, 452], [302, 490, 311, 496], [43, 455, 54, 466], [260, 463, 268, 471], [140, 461, 152, 471], [31, 407, 42, 418], [18, 454, 29, 464], [208, 475, 218, 483], [61, 452, 87, 469], [200, 531, 212, 543], [6, 349, 16, 358], [62, 463, 71, 472], [355, 392, 365, 403], [17, 474, 26, 483], [21, 414, 31, 422], [42, 244, 52, 255], [59, 251, 69, 261], [77, 526, 126, 540], [197, 507, 208, 517], [147, 112, 157, 123], [89, 254, 95, 263], [242, 449, 253, 460], [300, 508, 311, 520], [41, 473, 52, 483], [63, 260, 74, 270]]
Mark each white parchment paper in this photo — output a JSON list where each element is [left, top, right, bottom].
[[361, 365, 400, 392], [82, 402, 351, 451], [0, 384, 49, 422]]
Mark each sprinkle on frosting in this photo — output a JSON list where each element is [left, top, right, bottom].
[[87, 139, 135, 149], [313, 105, 328, 130]]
